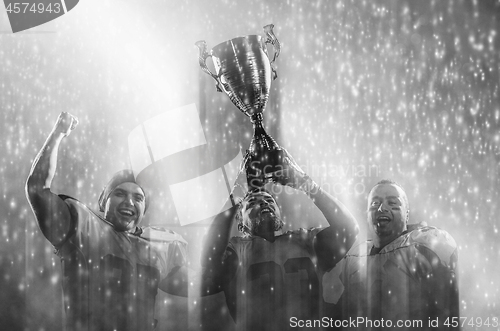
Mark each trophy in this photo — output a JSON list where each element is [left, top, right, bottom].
[[196, 24, 283, 188]]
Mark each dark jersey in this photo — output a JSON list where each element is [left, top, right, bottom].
[[223, 228, 327, 331], [56, 198, 187, 331]]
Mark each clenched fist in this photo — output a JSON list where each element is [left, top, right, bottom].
[[53, 112, 78, 137]]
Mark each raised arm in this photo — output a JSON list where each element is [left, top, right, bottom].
[[274, 150, 359, 269], [25, 112, 78, 246], [199, 205, 239, 295], [305, 180, 358, 267]]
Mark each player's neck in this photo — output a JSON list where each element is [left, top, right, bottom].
[[373, 236, 392, 249], [255, 230, 283, 242], [373, 229, 406, 249]]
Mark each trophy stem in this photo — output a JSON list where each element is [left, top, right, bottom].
[[244, 113, 284, 188], [249, 114, 280, 155]]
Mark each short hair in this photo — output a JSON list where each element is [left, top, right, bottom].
[[370, 179, 410, 211], [236, 188, 276, 235], [98, 170, 149, 212]]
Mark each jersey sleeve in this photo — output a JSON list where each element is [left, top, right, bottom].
[[291, 227, 323, 245], [165, 240, 188, 276], [56, 197, 97, 251], [141, 226, 188, 278], [226, 237, 242, 267], [409, 227, 458, 269]]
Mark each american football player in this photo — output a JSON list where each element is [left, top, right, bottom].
[[338, 180, 459, 330], [201, 150, 359, 331], [26, 112, 188, 331]]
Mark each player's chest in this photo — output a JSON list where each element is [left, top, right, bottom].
[[345, 247, 432, 288], [75, 229, 165, 276], [235, 239, 321, 292]]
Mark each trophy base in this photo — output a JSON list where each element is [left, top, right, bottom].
[[245, 149, 285, 189]]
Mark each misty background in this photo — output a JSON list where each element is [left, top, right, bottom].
[[1, 0, 499, 329]]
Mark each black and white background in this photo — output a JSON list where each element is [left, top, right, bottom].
[[1, 0, 499, 330]]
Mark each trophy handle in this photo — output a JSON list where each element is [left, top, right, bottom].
[[263, 24, 281, 80], [195, 40, 224, 92]]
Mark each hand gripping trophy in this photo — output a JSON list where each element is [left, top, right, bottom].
[[196, 24, 287, 189]]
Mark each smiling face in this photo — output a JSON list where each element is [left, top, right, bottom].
[[238, 190, 283, 237], [103, 182, 146, 232], [367, 183, 409, 248]]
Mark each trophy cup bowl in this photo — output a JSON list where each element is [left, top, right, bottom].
[[196, 24, 283, 188]]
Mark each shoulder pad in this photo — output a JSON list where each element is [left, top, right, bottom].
[[60, 196, 105, 222], [141, 226, 187, 244], [229, 235, 249, 243], [288, 227, 322, 236], [58, 194, 77, 201], [408, 226, 457, 267], [345, 238, 370, 257]]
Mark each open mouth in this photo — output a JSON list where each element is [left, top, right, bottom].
[[260, 207, 274, 216], [118, 209, 135, 217], [376, 215, 391, 226]]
